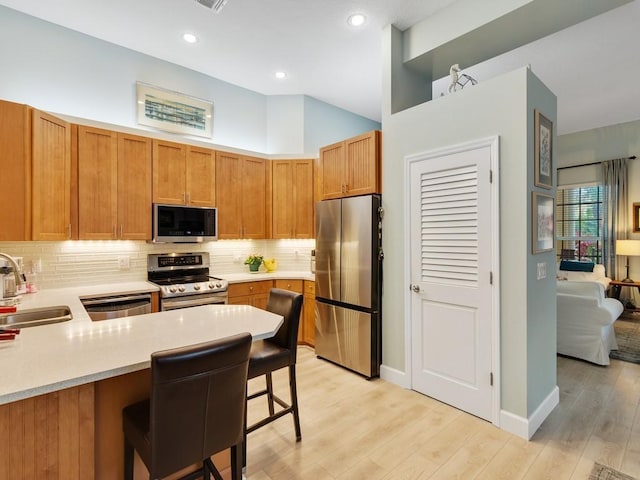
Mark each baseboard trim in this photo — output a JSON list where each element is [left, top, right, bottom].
[[380, 364, 410, 388], [500, 385, 559, 439]]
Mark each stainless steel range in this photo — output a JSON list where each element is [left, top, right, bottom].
[[147, 252, 228, 311]]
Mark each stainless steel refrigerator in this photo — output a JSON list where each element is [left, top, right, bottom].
[[315, 194, 382, 378]]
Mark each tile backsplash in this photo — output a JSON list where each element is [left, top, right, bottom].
[[0, 239, 315, 289]]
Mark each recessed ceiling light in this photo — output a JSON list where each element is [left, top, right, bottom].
[[347, 13, 366, 27], [182, 33, 198, 44], [275, 71, 287, 79]]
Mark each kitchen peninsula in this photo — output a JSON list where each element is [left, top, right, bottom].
[[0, 283, 283, 480]]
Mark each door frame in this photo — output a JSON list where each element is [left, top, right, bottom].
[[403, 135, 501, 426]]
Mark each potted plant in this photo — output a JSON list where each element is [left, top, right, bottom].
[[244, 254, 263, 272]]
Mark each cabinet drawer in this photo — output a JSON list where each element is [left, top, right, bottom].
[[304, 280, 315, 295], [228, 280, 273, 297], [274, 279, 303, 293]]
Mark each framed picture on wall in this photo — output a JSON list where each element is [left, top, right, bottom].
[[634, 202, 640, 232], [534, 110, 553, 189], [136, 82, 213, 138], [532, 192, 554, 254]]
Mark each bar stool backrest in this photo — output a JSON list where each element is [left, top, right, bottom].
[[149, 333, 252, 478]]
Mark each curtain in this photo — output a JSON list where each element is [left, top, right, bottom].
[[602, 158, 629, 280]]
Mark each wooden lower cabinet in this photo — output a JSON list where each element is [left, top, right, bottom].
[[227, 281, 272, 310], [274, 280, 304, 342], [302, 281, 316, 346], [0, 384, 95, 480]]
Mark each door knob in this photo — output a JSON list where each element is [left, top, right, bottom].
[[411, 285, 420, 293]]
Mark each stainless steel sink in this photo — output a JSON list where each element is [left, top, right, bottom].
[[0, 306, 72, 328]]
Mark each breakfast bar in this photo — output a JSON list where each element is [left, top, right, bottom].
[[0, 285, 283, 480]]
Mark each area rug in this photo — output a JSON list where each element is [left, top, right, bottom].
[[609, 311, 640, 364], [590, 462, 638, 480]]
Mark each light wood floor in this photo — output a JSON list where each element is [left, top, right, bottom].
[[245, 347, 640, 480]]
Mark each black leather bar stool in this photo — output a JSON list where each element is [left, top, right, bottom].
[[244, 288, 303, 463], [122, 332, 252, 480]]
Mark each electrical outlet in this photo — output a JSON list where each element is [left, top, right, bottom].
[[234, 255, 242, 263], [118, 256, 130, 270], [537, 262, 546, 280]]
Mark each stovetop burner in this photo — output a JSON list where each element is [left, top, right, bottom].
[[147, 253, 228, 298]]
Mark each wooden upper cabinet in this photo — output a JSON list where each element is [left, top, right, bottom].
[[152, 140, 215, 207], [77, 128, 152, 240], [0, 100, 30, 241], [32, 110, 71, 240], [215, 151, 242, 238], [152, 140, 187, 205], [272, 159, 314, 239], [77, 126, 118, 239], [216, 152, 267, 239], [186, 146, 215, 207], [319, 130, 381, 200], [241, 155, 267, 239], [319, 141, 345, 200], [117, 133, 152, 239]]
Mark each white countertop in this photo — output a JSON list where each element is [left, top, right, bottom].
[[0, 281, 283, 405]]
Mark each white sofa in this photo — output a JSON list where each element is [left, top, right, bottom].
[[556, 280, 623, 365]]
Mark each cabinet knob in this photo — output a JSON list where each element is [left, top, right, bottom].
[[249, 286, 253, 292]]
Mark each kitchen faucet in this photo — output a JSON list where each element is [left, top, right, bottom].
[[0, 253, 25, 292]]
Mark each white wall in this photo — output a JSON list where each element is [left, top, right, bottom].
[[0, 5, 376, 156], [303, 96, 380, 154], [266, 95, 305, 154], [383, 19, 558, 425]]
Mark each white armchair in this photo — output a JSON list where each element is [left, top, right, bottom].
[[556, 280, 623, 365]]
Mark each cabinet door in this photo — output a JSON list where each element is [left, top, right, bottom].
[[32, 110, 71, 240], [271, 160, 294, 238], [77, 126, 118, 239], [0, 100, 30, 240], [274, 279, 303, 293], [228, 295, 251, 305], [241, 156, 267, 239], [293, 160, 315, 238], [272, 160, 314, 239], [152, 140, 186, 205], [251, 293, 270, 310], [186, 146, 215, 207], [215, 151, 242, 238], [303, 292, 316, 346], [118, 133, 152, 240], [345, 130, 380, 197], [319, 141, 344, 200]]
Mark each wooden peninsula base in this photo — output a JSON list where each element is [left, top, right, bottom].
[[0, 371, 232, 480]]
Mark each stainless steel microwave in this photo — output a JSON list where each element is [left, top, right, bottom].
[[152, 204, 218, 243]]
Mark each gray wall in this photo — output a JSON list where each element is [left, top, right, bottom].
[[0, 5, 377, 155], [382, 30, 558, 421]]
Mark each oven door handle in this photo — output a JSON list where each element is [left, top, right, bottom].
[[162, 295, 227, 310]]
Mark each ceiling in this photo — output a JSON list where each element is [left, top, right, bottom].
[[0, 0, 638, 135]]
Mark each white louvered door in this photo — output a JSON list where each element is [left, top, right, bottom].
[[409, 141, 495, 421]]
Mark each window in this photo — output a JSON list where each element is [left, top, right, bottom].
[[556, 185, 603, 263]]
